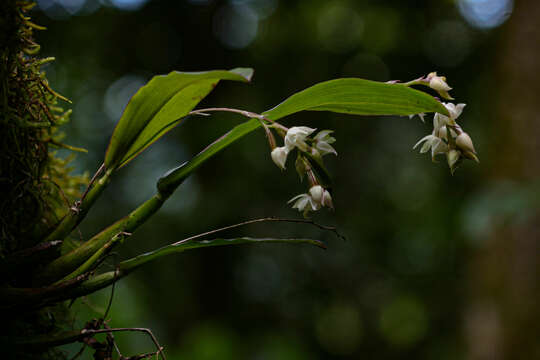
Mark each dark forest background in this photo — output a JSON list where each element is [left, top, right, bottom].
[[32, 0, 539, 359]]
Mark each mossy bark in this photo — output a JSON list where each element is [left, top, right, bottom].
[[1, 1, 86, 358]]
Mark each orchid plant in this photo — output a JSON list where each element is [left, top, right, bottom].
[[6, 66, 477, 355]]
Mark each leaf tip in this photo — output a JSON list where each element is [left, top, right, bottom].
[[231, 67, 254, 82]]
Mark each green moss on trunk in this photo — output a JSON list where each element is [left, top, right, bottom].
[[1, 1, 87, 358]]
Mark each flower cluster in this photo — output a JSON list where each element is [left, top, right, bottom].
[[413, 102, 478, 173], [265, 71, 477, 215], [269, 126, 336, 216]]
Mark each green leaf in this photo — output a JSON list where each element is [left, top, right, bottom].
[[263, 78, 449, 120], [104, 68, 254, 169], [157, 78, 449, 194], [120, 237, 325, 272]]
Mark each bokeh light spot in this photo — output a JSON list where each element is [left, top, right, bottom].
[[458, 0, 513, 29], [379, 295, 429, 347], [213, 5, 259, 49], [231, 0, 277, 20], [110, 0, 150, 11], [317, 4, 364, 53], [315, 303, 363, 355]]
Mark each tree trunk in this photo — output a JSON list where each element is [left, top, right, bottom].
[[1, 1, 86, 358], [465, 1, 540, 359]]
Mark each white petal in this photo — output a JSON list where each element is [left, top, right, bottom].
[[443, 103, 465, 120], [285, 126, 316, 152], [433, 113, 449, 131], [316, 142, 337, 156], [322, 190, 333, 209], [420, 138, 434, 153], [309, 197, 321, 211], [454, 103, 466, 118], [309, 185, 324, 203], [288, 126, 316, 137], [413, 135, 433, 150], [314, 130, 333, 141], [288, 193, 308, 204], [289, 194, 311, 212], [431, 138, 448, 156]]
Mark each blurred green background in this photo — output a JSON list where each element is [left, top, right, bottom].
[[33, 0, 539, 359]]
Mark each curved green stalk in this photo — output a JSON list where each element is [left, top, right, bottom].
[[158, 118, 260, 195], [48, 237, 324, 302], [3, 237, 322, 308], [43, 167, 113, 243], [35, 193, 165, 285], [56, 232, 127, 284]]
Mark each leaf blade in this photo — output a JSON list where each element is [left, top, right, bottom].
[[120, 237, 325, 272], [104, 68, 253, 169], [263, 78, 449, 120]]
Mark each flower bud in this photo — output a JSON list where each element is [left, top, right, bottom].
[[456, 132, 476, 154], [271, 146, 289, 170], [447, 149, 461, 173], [427, 72, 454, 100], [428, 73, 452, 92]]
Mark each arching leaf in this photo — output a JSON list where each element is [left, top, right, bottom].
[[263, 78, 448, 120], [104, 68, 254, 169]]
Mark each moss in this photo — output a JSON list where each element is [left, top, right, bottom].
[[1, 2, 88, 358], [0, 0, 87, 263]]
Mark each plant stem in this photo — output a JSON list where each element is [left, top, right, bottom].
[[157, 118, 262, 195], [35, 193, 164, 285], [401, 77, 426, 87], [189, 107, 289, 131], [46, 238, 324, 302], [56, 232, 127, 284], [42, 165, 113, 244], [11, 327, 165, 360]]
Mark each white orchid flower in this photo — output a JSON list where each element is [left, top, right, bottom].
[[271, 146, 289, 170], [413, 134, 448, 160], [284, 126, 316, 152], [433, 103, 466, 132], [309, 185, 334, 209], [444, 103, 466, 120], [289, 185, 334, 215], [313, 130, 337, 156], [427, 72, 453, 100], [288, 192, 320, 215]]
